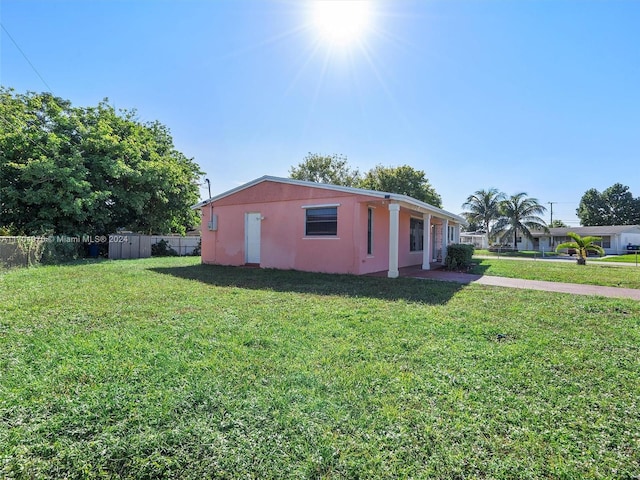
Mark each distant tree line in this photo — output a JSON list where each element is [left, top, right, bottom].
[[0, 88, 203, 236]]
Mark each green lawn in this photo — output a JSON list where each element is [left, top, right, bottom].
[[474, 249, 560, 258], [1, 257, 639, 479], [470, 258, 640, 289], [599, 253, 640, 264]]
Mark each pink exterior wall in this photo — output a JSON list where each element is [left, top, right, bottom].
[[200, 180, 434, 275]]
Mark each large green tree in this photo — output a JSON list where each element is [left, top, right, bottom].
[[360, 165, 442, 207], [577, 183, 640, 226], [492, 193, 548, 250], [289, 156, 442, 207], [289, 153, 361, 187], [0, 88, 203, 236], [461, 188, 505, 241]]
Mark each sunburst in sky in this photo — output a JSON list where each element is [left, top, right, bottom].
[[310, 0, 373, 48]]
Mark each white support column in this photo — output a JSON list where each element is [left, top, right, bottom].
[[441, 218, 449, 265], [422, 213, 432, 270], [388, 203, 400, 278]]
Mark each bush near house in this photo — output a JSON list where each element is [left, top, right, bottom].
[[191, 239, 201, 256], [444, 243, 474, 271]]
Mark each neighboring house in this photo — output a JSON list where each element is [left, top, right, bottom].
[[192, 176, 466, 278], [519, 225, 640, 255], [459, 231, 489, 250]]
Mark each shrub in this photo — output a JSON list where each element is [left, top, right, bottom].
[[40, 240, 84, 265], [151, 239, 178, 257], [191, 239, 201, 256], [444, 244, 474, 271]]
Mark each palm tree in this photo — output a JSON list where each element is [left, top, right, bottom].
[[555, 232, 605, 265], [461, 188, 505, 246], [492, 193, 548, 250]]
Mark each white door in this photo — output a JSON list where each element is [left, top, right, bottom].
[[245, 213, 261, 264]]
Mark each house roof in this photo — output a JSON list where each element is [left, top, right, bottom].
[[531, 225, 640, 237], [192, 175, 467, 224]]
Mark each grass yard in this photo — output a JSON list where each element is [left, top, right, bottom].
[[471, 258, 640, 289], [599, 254, 640, 264], [474, 249, 560, 258], [1, 257, 639, 479]]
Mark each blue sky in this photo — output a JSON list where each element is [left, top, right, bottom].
[[2, 0, 639, 226]]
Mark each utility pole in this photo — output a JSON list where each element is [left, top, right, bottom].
[[547, 201, 555, 249]]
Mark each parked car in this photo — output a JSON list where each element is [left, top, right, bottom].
[[567, 248, 602, 257]]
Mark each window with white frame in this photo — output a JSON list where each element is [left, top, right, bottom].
[[305, 207, 338, 236], [596, 236, 611, 249]]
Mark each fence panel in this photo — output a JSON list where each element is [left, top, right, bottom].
[[108, 235, 152, 260], [0, 237, 47, 268], [150, 236, 200, 256]]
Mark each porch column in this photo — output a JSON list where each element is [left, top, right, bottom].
[[441, 218, 449, 265], [388, 203, 400, 278], [422, 213, 432, 270]]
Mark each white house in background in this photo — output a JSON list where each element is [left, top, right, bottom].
[[518, 225, 640, 255], [459, 231, 489, 249]]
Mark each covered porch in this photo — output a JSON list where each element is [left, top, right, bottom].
[[386, 201, 463, 278]]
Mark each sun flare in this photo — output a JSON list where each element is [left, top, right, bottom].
[[311, 0, 372, 47]]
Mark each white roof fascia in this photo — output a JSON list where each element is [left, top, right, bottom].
[[191, 175, 467, 225]]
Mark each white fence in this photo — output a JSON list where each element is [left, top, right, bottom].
[[150, 235, 200, 256], [109, 235, 200, 259]]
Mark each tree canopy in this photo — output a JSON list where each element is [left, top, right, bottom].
[[289, 153, 361, 187], [577, 183, 640, 226], [289, 155, 442, 207], [360, 165, 442, 207], [0, 88, 203, 236], [549, 219, 569, 228], [461, 188, 504, 238]]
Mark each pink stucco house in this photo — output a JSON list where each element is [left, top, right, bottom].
[[193, 176, 466, 278]]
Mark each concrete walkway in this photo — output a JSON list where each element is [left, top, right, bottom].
[[399, 267, 640, 301]]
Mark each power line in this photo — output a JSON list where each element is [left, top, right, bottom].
[[1, 22, 53, 92]]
